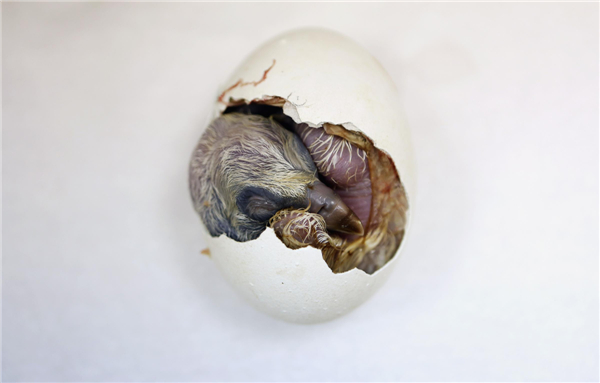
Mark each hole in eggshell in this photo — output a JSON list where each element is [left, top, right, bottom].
[[218, 96, 409, 275]]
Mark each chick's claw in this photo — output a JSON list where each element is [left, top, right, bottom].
[[269, 209, 342, 251]]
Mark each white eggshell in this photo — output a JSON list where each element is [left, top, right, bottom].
[[203, 28, 415, 324]]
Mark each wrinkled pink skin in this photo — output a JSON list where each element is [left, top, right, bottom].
[[293, 124, 373, 234]]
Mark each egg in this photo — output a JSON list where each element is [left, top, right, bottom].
[[191, 28, 415, 324]]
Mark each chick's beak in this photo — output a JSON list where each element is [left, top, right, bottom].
[[307, 181, 364, 236]]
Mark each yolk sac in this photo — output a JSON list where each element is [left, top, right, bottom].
[[190, 101, 408, 274], [294, 124, 372, 239]]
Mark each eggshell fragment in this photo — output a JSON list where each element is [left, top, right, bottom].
[[201, 28, 415, 323]]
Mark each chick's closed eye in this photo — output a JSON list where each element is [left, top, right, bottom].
[[237, 186, 301, 222]]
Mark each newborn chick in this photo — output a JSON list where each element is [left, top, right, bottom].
[[189, 113, 363, 242]]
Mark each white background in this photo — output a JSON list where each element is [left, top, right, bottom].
[[3, 3, 598, 382]]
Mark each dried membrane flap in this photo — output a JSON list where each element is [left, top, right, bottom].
[[317, 123, 408, 274]]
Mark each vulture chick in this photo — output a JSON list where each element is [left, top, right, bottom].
[[189, 113, 364, 246]]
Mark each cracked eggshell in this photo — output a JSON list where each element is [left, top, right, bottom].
[[203, 28, 415, 324]]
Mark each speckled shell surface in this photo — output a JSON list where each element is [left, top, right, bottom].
[[203, 28, 415, 324]]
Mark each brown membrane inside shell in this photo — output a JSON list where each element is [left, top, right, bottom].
[[319, 123, 408, 274], [223, 98, 408, 274]]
